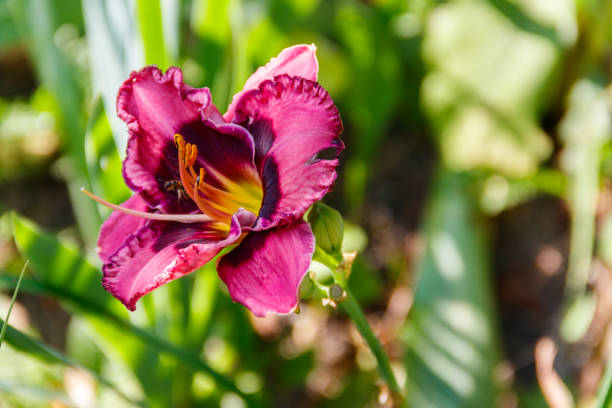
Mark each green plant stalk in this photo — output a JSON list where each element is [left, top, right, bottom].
[[340, 287, 401, 395], [314, 248, 401, 395], [0, 260, 28, 348]]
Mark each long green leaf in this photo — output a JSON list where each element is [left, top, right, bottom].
[[11, 0, 101, 246], [11, 214, 254, 403], [559, 78, 611, 342], [402, 170, 500, 407], [81, 0, 142, 155], [136, 0, 168, 68], [84, 96, 131, 211], [12, 214, 126, 318], [0, 260, 27, 348], [0, 381, 73, 407], [0, 318, 143, 406], [598, 358, 612, 408]]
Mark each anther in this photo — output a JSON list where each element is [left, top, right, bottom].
[[197, 168, 205, 189], [189, 144, 198, 166], [174, 134, 185, 149]]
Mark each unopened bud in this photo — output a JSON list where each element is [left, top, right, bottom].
[[299, 275, 315, 299], [308, 202, 344, 254]]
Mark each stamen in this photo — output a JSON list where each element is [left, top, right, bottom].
[[80, 188, 214, 224], [189, 144, 198, 166], [172, 132, 262, 222], [197, 167, 205, 189]]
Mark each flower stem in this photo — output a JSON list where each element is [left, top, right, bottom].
[[313, 248, 402, 396], [340, 287, 402, 396]]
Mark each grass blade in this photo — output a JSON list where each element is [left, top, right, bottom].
[[0, 260, 28, 349]]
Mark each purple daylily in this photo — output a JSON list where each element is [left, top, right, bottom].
[[91, 44, 344, 317]]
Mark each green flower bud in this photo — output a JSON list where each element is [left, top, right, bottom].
[[308, 202, 344, 254]]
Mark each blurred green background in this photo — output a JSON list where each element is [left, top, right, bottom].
[[0, 0, 611, 407]]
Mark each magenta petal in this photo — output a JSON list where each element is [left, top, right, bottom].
[[224, 44, 319, 122], [97, 194, 150, 263], [217, 221, 314, 317], [234, 75, 344, 230], [118, 66, 256, 212], [102, 214, 245, 311]]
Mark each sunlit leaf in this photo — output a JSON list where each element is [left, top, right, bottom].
[[84, 96, 131, 214], [402, 171, 500, 407], [559, 78, 611, 342], [81, 0, 142, 155], [12, 0, 101, 246], [11, 214, 254, 404], [136, 0, 168, 68], [0, 318, 143, 406], [421, 0, 576, 177]]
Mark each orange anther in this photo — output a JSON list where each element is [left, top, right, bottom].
[[174, 134, 185, 149], [197, 168, 205, 189], [189, 144, 198, 166]]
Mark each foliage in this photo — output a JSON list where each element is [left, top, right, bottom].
[[0, 0, 611, 407]]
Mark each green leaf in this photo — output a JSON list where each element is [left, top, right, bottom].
[[402, 170, 500, 407], [10, 214, 255, 404], [136, 0, 168, 68], [84, 96, 131, 212], [559, 79, 611, 341], [0, 319, 143, 406], [0, 381, 74, 407], [0, 0, 21, 48], [12, 213, 126, 318], [598, 357, 612, 408], [11, 0, 101, 246], [421, 0, 575, 177], [0, 260, 27, 348], [186, 263, 218, 351], [81, 0, 142, 155]]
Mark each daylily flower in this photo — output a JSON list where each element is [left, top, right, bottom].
[[87, 44, 344, 316]]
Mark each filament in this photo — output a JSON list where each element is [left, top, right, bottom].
[[80, 188, 214, 224]]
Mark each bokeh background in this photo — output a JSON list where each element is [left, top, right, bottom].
[[0, 0, 611, 407]]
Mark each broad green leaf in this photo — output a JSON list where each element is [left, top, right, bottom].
[[421, 0, 576, 177], [10, 214, 254, 404], [402, 171, 500, 407], [0, 319, 143, 406], [12, 213, 126, 318]]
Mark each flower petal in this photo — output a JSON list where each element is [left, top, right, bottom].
[[119, 66, 260, 213], [224, 44, 319, 122], [233, 75, 344, 230], [97, 193, 150, 263], [217, 220, 314, 317], [102, 212, 246, 311]]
